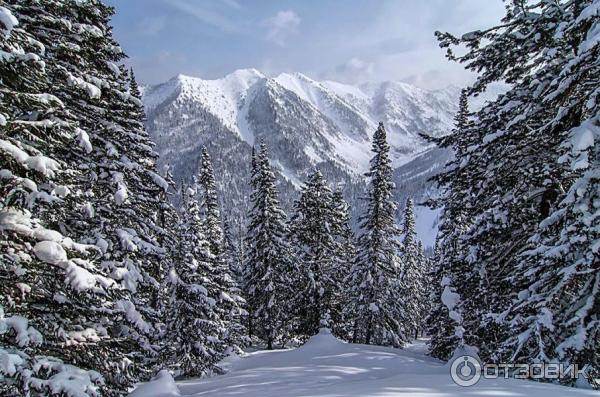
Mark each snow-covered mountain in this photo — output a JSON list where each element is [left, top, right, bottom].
[[142, 69, 490, 245]]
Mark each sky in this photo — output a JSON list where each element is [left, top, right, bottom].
[[105, 0, 506, 89]]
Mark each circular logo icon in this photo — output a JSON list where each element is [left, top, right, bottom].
[[450, 355, 482, 387]]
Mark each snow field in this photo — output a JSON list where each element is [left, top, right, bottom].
[[130, 329, 598, 397]]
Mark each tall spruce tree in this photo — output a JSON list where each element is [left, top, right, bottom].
[[199, 147, 224, 255], [425, 87, 474, 360], [330, 188, 357, 339], [164, 182, 224, 377], [347, 122, 408, 347], [1, 0, 176, 394], [433, 0, 599, 386], [289, 171, 352, 338], [150, 164, 181, 374], [223, 217, 244, 286], [242, 146, 260, 338], [400, 198, 425, 339], [198, 146, 246, 353], [243, 143, 294, 349], [416, 241, 431, 335], [0, 4, 111, 395]]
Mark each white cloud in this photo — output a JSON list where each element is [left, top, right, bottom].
[[263, 10, 301, 46], [328, 57, 375, 84], [136, 16, 166, 36], [167, 0, 238, 33], [129, 50, 192, 84], [118, 0, 506, 89], [221, 0, 242, 9]]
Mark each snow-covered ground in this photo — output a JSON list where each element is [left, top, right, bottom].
[[130, 329, 597, 397]]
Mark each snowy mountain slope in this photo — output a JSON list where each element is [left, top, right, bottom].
[[394, 147, 452, 247], [142, 69, 488, 245], [130, 329, 597, 397], [144, 69, 265, 143], [363, 81, 458, 163], [143, 69, 459, 173]]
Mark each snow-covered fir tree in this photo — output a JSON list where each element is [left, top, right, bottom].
[[241, 146, 260, 338], [0, 4, 110, 395], [110, 63, 174, 374], [330, 188, 357, 339], [347, 122, 408, 347], [199, 147, 224, 255], [222, 217, 244, 287], [289, 171, 352, 338], [150, 164, 182, 373], [1, 0, 177, 394], [416, 241, 431, 335], [197, 147, 246, 352], [163, 182, 224, 377], [433, 0, 599, 386], [243, 143, 294, 349], [399, 198, 426, 339], [425, 89, 472, 361]]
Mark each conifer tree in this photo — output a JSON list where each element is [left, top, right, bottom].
[[0, 1, 176, 394], [433, 0, 599, 385], [424, 86, 474, 360], [164, 183, 224, 377], [347, 123, 408, 347], [242, 146, 260, 338], [223, 217, 244, 285], [400, 198, 425, 339], [199, 147, 224, 255], [416, 241, 431, 334], [289, 171, 351, 338], [330, 188, 357, 338], [198, 147, 246, 352], [0, 4, 111, 395], [128, 67, 142, 99], [243, 143, 294, 349], [151, 165, 181, 373], [1, 1, 187, 393]]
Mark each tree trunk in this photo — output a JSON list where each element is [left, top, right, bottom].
[[365, 316, 372, 345]]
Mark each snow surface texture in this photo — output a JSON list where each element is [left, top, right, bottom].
[[129, 329, 596, 397]]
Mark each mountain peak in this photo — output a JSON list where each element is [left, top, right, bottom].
[[222, 68, 265, 90], [170, 69, 265, 87], [173, 73, 198, 83], [279, 71, 313, 81], [226, 68, 265, 79]]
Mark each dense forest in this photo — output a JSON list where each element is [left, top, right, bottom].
[[0, 0, 598, 396]]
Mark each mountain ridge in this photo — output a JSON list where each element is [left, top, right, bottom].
[[141, 69, 499, 246]]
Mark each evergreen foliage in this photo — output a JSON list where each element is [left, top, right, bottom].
[[289, 171, 354, 338], [347, 123, 408, 347], [3, 0, 598, 394], [0, 0, 176, 394], [165, 183, 223, 377], [243, 143, 294, 349], [425, 89, 472, 361], [197, 147, 246, 354], [431, 0, 600, 386], [400, 198, 426, 339]]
